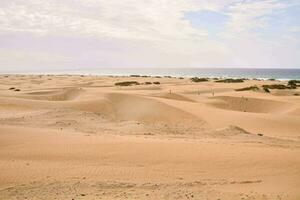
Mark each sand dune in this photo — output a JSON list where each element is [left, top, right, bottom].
[[106, 93, 196, 122], [0, 75, 300, 200], [17, 87, 82, 101], [62, 93, 196, 123], [208, 96, 293, 114], [150, 92, 196, 102]]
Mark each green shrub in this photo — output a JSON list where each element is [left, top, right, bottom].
[[262, 84, 289, 90], [288, 80, 300, 89], [235, 86, 259, 91], [215, 78, 244, 83], [115, 81, 140, 86], [263, 87, 270, 93], [190, 77, 208, 82], [130, 75, 140, 77]]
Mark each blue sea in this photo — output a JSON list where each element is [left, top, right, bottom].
[[4, 68, 300, 80]]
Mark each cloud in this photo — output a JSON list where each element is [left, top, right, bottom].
[[0, 0, 208, 41], [289, 26, 300, 33], [0, 48, 72, 71], [0, 0, 299, 70], [224, 0, 289, 36]]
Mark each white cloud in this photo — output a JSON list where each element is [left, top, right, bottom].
[[0, 0, 208, 41], [289, 26, 300, 33], [224, 0, 288, 36], [0, 0, 299, 70]]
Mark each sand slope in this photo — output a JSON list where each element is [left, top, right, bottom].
[[208, 96, 293, 114]]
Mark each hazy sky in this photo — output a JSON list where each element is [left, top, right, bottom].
[[0, 0, 300, 71]]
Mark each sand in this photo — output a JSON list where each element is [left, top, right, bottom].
[[0, 74, 299, 200]]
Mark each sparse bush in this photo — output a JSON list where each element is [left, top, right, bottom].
[[294, 93, 299, 96], [215, 78, 244, 83], [130, 75, 140, 77], [235, 86, 259, 91], [190, 77, 208, 82], [262, 84, 289, 90], [14, 89, 20, 91], [263, 87, 270, 93], [164, 76, 172, 78], [115, 81, 140, 86], [153, 81, 160, 84], [288, 80, 300, 89], [179, 77, 184, 79], [154, 76, 162, 78], [9, 87, 15, 90], [144, 82, 152, 85]]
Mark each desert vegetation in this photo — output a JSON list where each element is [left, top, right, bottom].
[[129, 75, 140, 77], [235, 86, 259, 91], [215, 78, 244, 83], [262, 84, 290, 90], [115, 81, 140, 86], [190, 77, 209, 82], [288, 80, 300, 89]]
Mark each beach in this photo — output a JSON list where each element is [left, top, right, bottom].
[[0, 74, 300, 200]]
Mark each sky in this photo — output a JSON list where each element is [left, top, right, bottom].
[[0, 0, 300, 72]]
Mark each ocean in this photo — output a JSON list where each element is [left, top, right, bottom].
[[3, 68, 300, 80]]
